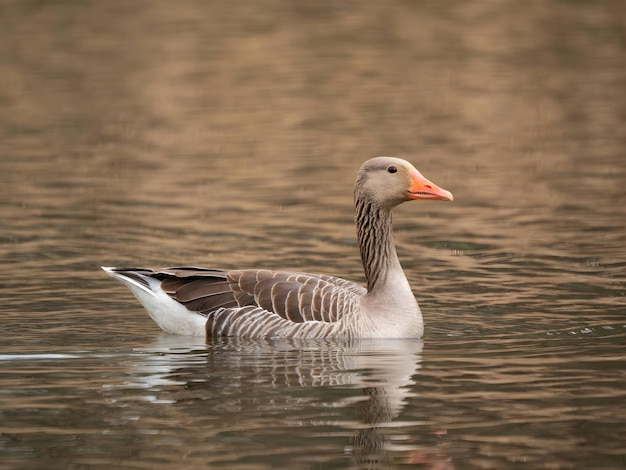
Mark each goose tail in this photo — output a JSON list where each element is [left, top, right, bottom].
[[101, 266, 207, 337]]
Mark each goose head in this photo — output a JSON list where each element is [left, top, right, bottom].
[[355, 156, 453, 210]]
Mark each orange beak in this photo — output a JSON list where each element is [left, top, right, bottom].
[[407, 170, 454, 201]]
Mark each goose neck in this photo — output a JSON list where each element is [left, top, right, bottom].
[[355, 198, 400, 293]]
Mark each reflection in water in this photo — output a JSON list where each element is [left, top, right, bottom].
[[2, 332, 624, 468], [127, 335, 432, 468]]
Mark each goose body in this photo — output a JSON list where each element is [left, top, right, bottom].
[[103, 157, 453, 339]]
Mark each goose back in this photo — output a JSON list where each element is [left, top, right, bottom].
[[117, 267, 367, 337]]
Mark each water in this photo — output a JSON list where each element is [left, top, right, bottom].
[[1, 1, 625, 468]]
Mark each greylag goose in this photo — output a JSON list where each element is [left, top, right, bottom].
[[103, 157, 453, 338]]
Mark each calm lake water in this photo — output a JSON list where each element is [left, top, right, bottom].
[[1, 1, 625, 469]]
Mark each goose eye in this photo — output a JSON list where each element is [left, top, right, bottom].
[[387, 165, 398, 174]]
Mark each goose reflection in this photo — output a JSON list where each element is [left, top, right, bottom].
[[125, 335, 451, 468]]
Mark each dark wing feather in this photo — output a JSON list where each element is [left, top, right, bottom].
[[158, 268, 242, 313], [167, 279, 232, 301]]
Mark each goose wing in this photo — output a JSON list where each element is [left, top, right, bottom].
[[155, 266, 366, 325]]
